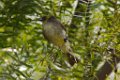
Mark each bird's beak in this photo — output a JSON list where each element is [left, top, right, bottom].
[[39, 18, 43, 21], [39, 16, 47, 22]]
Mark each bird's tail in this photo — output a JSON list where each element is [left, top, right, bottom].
[[66, 52, 80, 66], [60, 41, 80, 66]]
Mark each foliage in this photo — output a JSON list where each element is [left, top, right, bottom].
[[0, 0, 120, 80]]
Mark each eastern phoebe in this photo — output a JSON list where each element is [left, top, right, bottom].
[[40, 16, 79, 66]]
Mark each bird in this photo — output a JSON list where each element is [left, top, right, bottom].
[[39, 16, 79, 66]]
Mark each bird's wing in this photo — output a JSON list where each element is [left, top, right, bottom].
[[61, 23, 67, 31], [54, 19, 66, 31]]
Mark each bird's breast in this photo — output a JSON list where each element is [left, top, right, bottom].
[[43, 23, 65, 47]]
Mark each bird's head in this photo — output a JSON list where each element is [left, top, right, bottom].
[[39, 16, 48, 22], [39, 16, 56, 22]]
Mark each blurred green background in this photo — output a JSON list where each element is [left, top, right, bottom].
[[0, 0, 120, 80]]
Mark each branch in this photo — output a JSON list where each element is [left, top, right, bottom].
[[94, 49, 120, 80]]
